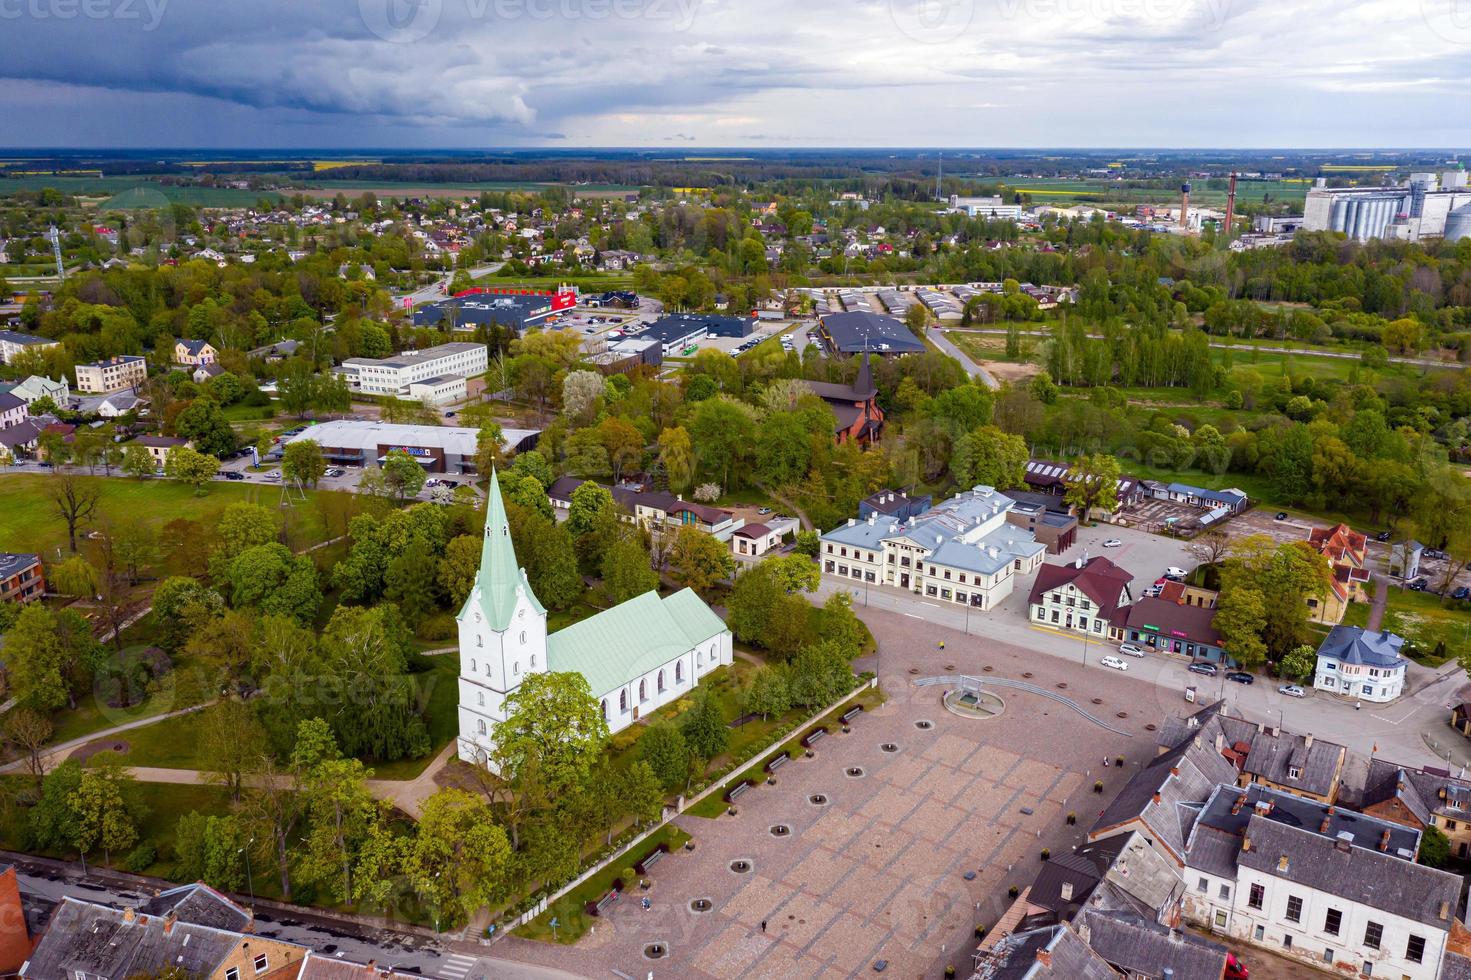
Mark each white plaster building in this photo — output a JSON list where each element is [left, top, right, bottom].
[[1313, 626, 1408, 704], [338, 342, 487, 405]]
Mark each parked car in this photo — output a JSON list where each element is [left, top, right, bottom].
[[1408, 578, 1429, 592], [1118, 642, 1145, 657], [1426, 548, 1447, 560], [1142, 586, 1163, 598], [1102, 539, 1122, 548], [223, 471, 246, 481], [1187, 661, 1218, 676], [444, 411, 457, 418], [263, 471, 281, 481], [1375, 530, 1393, 542], [1224, 952, 1250, 980], [1226, 671, 1254, 685], [1100, 655, 1129, 671], [1164, 566, 1187, 580], [1278, 684, 1306, 698], [1452, 587, 1470, 601], [1274, 512, 1288, 521], [757, 507, 773, 515]]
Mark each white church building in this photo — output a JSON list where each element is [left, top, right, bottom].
[[457, 470, 734, 770]]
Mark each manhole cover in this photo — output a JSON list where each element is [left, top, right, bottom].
[[907, 667, 919, 674], [1056, 682, 1067, 689], [1022, 671, 1033, 678], [690, 898, 713, 913], [729, 859, 753, 874], [643, 943, 668, 960], [982, 665, 993, 672], [880, 742, 899, 753], [1145, 723, 1157, 731], [1117, 711, 1129, 719], [1091, 697, 1104, 705], [770, 824, 791, 837], [809, 793, 829, 806], [914, 720, 934, 730], [846, 766, 865, 778], [944, 663, 956, 671]]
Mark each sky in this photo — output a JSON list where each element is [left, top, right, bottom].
[[0, 0, 1469, 148]]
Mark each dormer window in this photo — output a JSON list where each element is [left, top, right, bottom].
[[1288, 766, 1302, 780]]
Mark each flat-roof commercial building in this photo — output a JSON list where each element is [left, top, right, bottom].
[[75, 355, 146, 394], [412, 289, 576, 333], [640, 313, 756, 356], [336, 342, 487, 406], [284, 420, 538, 474], [815, 311, 925, 356]]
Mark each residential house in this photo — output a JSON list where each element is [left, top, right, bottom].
[[0, 375, 69, 410], [130, 435, 190, 468], [0, 420, 41, 458], [971, 922, 1118, 979], [1313, 626, 1407, 703], [1120, 598, 1227, 664], [1307, 523, 1370, 624], [1359, 758, 1471, 861], [173, 338, 218, 366], [0, 553, 45, 603], [731, 523, 783, 558], [0, 392, 26, 430], [821, 485, 1046, 612], [1156, 702, 1349, 805], [93, 391, 146, 417], [1156, 579, 1219, 609], [0, 329, 59, 365], [858, 488, 931, 523], [20, 884, 308, 980], [193, 362, 227, 384], [75, 355, 146, 394], [1075, 910, 1236, 980], [247, 339, 299, 363], [545, 478, 744, 541], [1026, 556, 1133, 641], [802, 356, 886, 444], [1141, 481, 1249, 526]]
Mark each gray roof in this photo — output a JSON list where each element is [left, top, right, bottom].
[[1159, 703, 1346, 800], [342, 341, 485, 371], [818, 311, 925, 354], [0, 329, 57, 347], [1184, 823, 1244, 880], [1192, 782, 1420, 859], [1361, 757, 1471, 825], [1076, 909, 1229, 980], [1238, 813, 1460, 930], [21, 898, 252, 978], [973, 924, 1117, 980], [138, 882, 252, 933], [0, 391, 24, 413], [822, 486, 1043, 574], [1442, 951, 1471, 980], [1317, 625, 1406, 670], [0, 553, 39, 579], [0, 419, 41, 449], [1091, 728, 1237, 863]]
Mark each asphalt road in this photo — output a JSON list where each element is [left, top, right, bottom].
[[393, 262, 506, 308], [928, 326, 999, 388]]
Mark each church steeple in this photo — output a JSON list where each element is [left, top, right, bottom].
[[472, 469, 545, 631]]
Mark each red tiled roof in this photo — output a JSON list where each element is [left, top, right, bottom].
[[1027, 556, 1133, 618]]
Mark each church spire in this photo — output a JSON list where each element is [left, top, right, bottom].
[[474, 468, 541, 631], [853, 352, 876, 400]]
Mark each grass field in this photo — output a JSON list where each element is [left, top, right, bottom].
[[1343, 586, 1468, 666], [0, 175, 279, 207], [994, 176, 1308, 209], [0, 473, 339, 560]]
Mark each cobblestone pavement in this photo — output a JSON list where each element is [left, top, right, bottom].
[[492, 605, 1172, 979]]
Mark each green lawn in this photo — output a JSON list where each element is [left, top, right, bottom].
[[0, 474, 340, 559], [1342, 585, 1468, 666], [516, 823, 691, 945]]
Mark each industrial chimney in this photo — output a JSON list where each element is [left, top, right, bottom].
[[1224, 172, 1238, 237], [1180, 183, 1191, 229]]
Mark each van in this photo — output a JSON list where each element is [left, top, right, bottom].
[[1164, 566, 1187, 580]]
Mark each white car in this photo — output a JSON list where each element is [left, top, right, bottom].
[[1164, 566, 1187, 580], [1118, 642, 1145, 658], [1100, 655, 1129, 671], [1102, 539, 1123, 548], [1278, 684, 1307, 699]]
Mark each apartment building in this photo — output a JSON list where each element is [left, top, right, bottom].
[[75, 355, 146, 394], [337, 342, 487, 406]]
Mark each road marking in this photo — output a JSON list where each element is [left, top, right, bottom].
[[904, 613, 923, 620], [440, 954, 477, 979]]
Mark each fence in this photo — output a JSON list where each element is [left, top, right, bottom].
[[495, 675, 879, 937]]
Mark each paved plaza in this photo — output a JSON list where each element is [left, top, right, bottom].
[[492, 608, 1168, 979]]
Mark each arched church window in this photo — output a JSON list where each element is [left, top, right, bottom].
[[477, 719, 487, 735], [639, 679, 647, 702], [657, 670, 665, 694], [620, 689, 628, 712], [601, 699, 607, 720], [676, 661, 684, 683], [470, 659, 477, 672]]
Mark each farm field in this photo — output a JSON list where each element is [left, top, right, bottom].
[[0, 175, 280, 206], [996, 176, 1309, 209]]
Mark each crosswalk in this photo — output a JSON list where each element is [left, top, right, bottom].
[[439, 953, 478, 979]]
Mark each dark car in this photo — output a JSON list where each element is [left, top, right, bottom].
[[1408, 578, 1429, 592], [223, 471, 246, 481], [1274, 512, 1288, 521], [1226, 671, 1254, 685], [1375, 530, 1392, 542], [1188, 662, 1218, 677], [1452, 586, 1470, 601]]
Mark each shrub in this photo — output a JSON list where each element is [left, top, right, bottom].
[[1040, 848, 1050, 861], [1094, 780, 1104, 793], [416, 613, 456, 641], [1007, 885, 1019, 898], [122, 844, 157, 873]]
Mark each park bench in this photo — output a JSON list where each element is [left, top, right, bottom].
[[840, 705, 863, 724], [764, 753, 789, 774], [724, 779, 754, 804], [801, 727, 828, 749], [634, 843, 668, 876], [586, 889, 619, 917]]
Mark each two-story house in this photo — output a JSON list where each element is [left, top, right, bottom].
[[1307, 523, 1370, 624], [1313, 625, 1407, 704], [1360, 759, 1471, 861], [173, 338, 218, 366], [1026, 555, 1133, 641]]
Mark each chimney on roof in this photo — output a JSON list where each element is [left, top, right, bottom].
[[1231, 794, 1245, 815], [123, 906, 136, 923], [1304, 733, 1314, 749], [163, 911, 177, 935], [1335, 831, 1353, 852], [1241, 835, 1251, 852], [1442, 901, 1452, 921], [1320, 816, 1331, 833], [1255, 800, 1272, 816], [1379, 830, 1391, 852], [1169, 928, 1183, 945], [1277, 855, 1289, 872], [1060, 882, 1074, 902], [848, 518, 856, 527], [1152, 792, 1162, 806], [1035, 949, 1052, 968], [1215, 732, 1225, 753]]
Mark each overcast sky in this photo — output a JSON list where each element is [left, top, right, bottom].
[[1, 0, 1469, 148]]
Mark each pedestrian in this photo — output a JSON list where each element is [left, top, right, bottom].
[[761, 919, 767, 933], [1103, 756, 1109, 767]]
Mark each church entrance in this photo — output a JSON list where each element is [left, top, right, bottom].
[[632, 705, 641, 721]]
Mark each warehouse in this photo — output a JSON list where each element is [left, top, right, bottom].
[[411, 289, 575, 333], [284, 420, 539, 474], [640, 313, 756, 356], [816, 311, 925, 355]]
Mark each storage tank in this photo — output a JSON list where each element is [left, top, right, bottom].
[[1446, 204, 1471, 242]]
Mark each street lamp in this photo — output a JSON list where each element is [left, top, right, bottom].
[[240, 838, 255, 905]]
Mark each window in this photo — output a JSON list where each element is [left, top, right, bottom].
[[226, 971, 240, 980], [530, 654, 536, 669], [1282, 935, 1293, 950], [1324, 908, 1341, 936], [639, 679, 647, 702], [601, 699, 607, 720], [1406, 935, 1425, 964], [1248, 883, 1264, 910], [657, 670, 665, 694], [1214, 910, 1228, 929], [1253, 925, 1264, 941], [254, 954, 269, 973], [620, 689, 628, 712], [1286, 895, 1303, 923], [676, 661, 684, 683], [1322, 949, 1334, 965], [477, 719, 487, 734], [513, 661, 520, 676], [476, 635, 483, 648], [1362, 684, 1373, 695], [470, 659, 477, 673], [520, 631, 526, 645], [1197, 877, 1209, 893], [1288, 766, 1302, 780], [477, 692, 485, 707], [1363, 921, 1382, 950], [1218, 883, 1230, 900]]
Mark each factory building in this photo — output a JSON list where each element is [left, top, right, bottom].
[[1302, 171, 1471, 242], [283, 420, 538, 474]]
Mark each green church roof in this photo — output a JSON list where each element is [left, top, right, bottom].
[[547, 587, 726, 697], [464, 469, 545, 631]]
